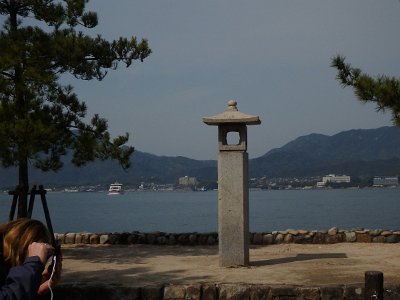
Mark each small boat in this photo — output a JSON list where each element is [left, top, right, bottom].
[[196, 186, 207, 192], [64, 187, 79, 193], [108, 182, 124, 195]]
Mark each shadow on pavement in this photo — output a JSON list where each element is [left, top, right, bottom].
[[251, 253, 347, 266]]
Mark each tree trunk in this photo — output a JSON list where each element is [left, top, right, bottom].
[[17, 158, 29, 218], [9, 3, 29, 218]]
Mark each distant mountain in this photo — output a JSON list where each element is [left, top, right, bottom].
[[250, 126, 400, 178], [1, 126, 400, 188], [0, 151, 217, 188]]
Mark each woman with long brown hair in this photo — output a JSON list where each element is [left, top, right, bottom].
[[0, 218, 61, 299]]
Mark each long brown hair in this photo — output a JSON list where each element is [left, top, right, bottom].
[[0, 219, 51, 267]]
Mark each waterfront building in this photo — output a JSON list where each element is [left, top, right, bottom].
[[322, 174, 351, 183], [373, 176, 399, 187], [316, 174, 351, 187], [178, 176, 198, 186], [316, 181, 327, 188]]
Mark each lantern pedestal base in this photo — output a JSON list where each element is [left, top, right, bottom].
[[218, 151, 249, 267]]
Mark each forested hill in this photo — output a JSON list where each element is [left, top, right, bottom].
[[1, 126, 400, 188], [0, 152, 217, 188], [250, 126, 400, 178]]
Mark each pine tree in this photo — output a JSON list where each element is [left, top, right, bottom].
[[0, 0, 151, 217], [331, 55, 400, 126]]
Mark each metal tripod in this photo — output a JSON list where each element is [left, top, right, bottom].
[[8, 185, 57, 248]]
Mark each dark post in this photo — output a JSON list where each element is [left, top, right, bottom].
[[365, 271, 383, 299]]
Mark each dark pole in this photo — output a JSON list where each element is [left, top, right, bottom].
[[365, 271, 383, 299]]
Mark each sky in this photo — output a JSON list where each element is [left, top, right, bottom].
[[7, 1, 400, 160]]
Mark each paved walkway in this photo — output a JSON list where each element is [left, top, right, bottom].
[[59, 243, 400, 287]]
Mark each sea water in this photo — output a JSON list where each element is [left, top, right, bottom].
[[0, 188, 398, 233]]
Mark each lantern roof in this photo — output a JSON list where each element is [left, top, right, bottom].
[[203, 100, 261, 126]]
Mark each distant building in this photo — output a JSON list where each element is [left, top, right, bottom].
[[179, 176, 198, 186], [373, 176, 399, 187], [322, 174, 351, 183], [316, 181, 327, 188], [316, 174, 351, 187]]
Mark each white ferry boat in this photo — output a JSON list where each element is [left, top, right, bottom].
[[108, 182, 124, 195], [64, 187, 79, 193]]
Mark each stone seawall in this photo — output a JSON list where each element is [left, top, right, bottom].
[[54, 283, 400, 300], [55, 227, 400, 245]]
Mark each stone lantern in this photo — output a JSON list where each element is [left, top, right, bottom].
[[203, 100, 261, 267]]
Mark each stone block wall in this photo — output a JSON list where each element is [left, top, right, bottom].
[[55, 227, 400, 246], [54, 283, 400, 300]]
